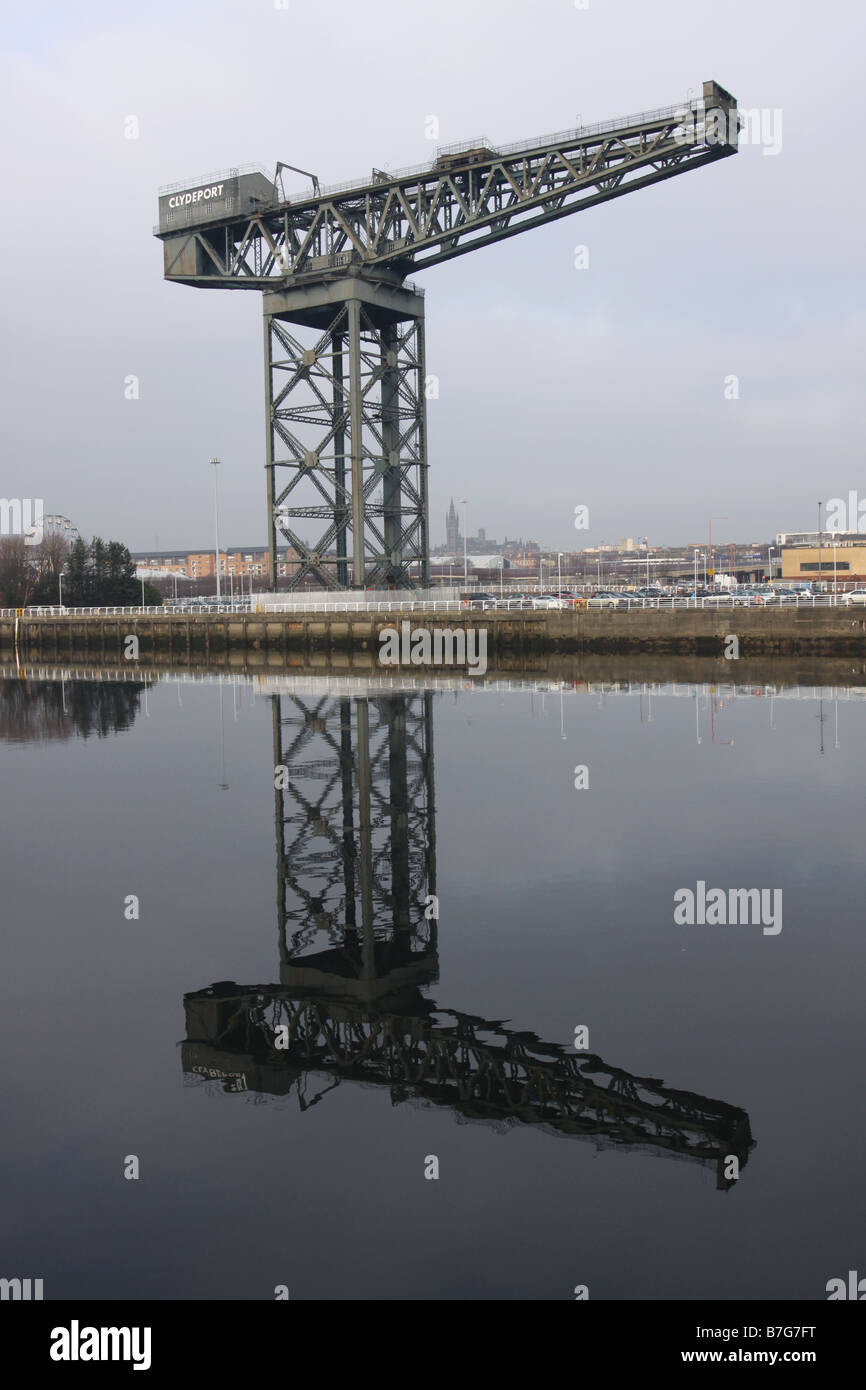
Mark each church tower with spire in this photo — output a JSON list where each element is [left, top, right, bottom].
[[445, 497, 459, 551]]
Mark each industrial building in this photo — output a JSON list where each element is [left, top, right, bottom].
[[781, 537, 866, 585]]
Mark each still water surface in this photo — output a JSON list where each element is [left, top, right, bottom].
[[1, 671, 864, 1300]]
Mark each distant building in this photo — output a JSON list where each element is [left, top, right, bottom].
[[781, 538, 866, 584], [131, 546, 299, 581], [777, 530, 865, 548], [445, 498, 459, 551]]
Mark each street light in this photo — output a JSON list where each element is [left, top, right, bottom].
[[210, 456, 222, 600], [693, 548, 699, 595], [58, 568, 67, 610], [557, 551, 563, 595], [460, 497, 468, 585], [708, 516, 728, 584], [817, 500, 822, 594]]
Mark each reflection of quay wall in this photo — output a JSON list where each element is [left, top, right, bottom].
[[4, 652, 866, 690], [4, 608, 866, 659], [182, 984, 753, 1189]]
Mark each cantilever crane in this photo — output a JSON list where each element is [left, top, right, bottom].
[[155, 80, 739, 590]]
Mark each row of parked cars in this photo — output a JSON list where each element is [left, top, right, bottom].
[[586, 584, 817, 607], [461, 591, 578, 610], [463, 583, 866, 611]]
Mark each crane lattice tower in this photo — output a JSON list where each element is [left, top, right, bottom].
[[155, 81, 738, 590]]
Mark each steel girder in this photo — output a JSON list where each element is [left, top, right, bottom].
[[182, 984, 753, 1183], [264, 280, 428, 589], [271, 692, 437, 972], [157, 88, 737, 289]]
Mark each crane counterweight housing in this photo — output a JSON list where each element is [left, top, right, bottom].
[[155, 80, 739, 592], [158, 168, 276, 236]]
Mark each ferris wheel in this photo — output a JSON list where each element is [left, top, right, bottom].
[[42, 514, 81, 542]]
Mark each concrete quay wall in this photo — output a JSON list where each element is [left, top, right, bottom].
[[3, 606, 866, 663]]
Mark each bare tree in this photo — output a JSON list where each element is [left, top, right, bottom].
[[0, 537, 39, 607]]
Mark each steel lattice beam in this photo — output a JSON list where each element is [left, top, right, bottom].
[[157, 86, 738, 288], [183, 987, 753, 1187]]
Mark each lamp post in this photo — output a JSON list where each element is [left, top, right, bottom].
[[460, 497, 468, 585], [708, 516, 728, 585], [210, 456, 222, 600], [833, 531, 838, 598], [817, 500, 822, 594], [58, 569, 66, 610], [557, 551, 563, 595], [693, 548, 699, 595]]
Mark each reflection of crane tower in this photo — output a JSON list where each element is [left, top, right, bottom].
[[183, 681, 754, 1189], [272, 691, 437, 994], [155, 81, 738, 589]]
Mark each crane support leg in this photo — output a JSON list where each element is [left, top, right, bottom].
[[263, 277, 428, 590]]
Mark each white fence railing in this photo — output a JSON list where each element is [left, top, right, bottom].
[[1, 595, 862, 619]]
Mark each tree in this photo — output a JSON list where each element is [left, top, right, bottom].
[[89, 538, 107, 598], [64, 537, 90, 604], [30, 534, 72, 605], [47, 536, 161, 607], [0, 537, 38, 607]]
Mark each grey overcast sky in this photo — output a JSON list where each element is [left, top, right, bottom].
[[1, 0, 863, 552]]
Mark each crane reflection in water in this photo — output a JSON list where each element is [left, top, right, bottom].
[[182, 686, 754, 1191]]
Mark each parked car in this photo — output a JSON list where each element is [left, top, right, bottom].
[[841, 588, 866, 605], [587, 591, 628, 608], [533, 595, 569, 609]]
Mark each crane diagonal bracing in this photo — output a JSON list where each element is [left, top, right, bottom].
[[156, 81, 738, 590]]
